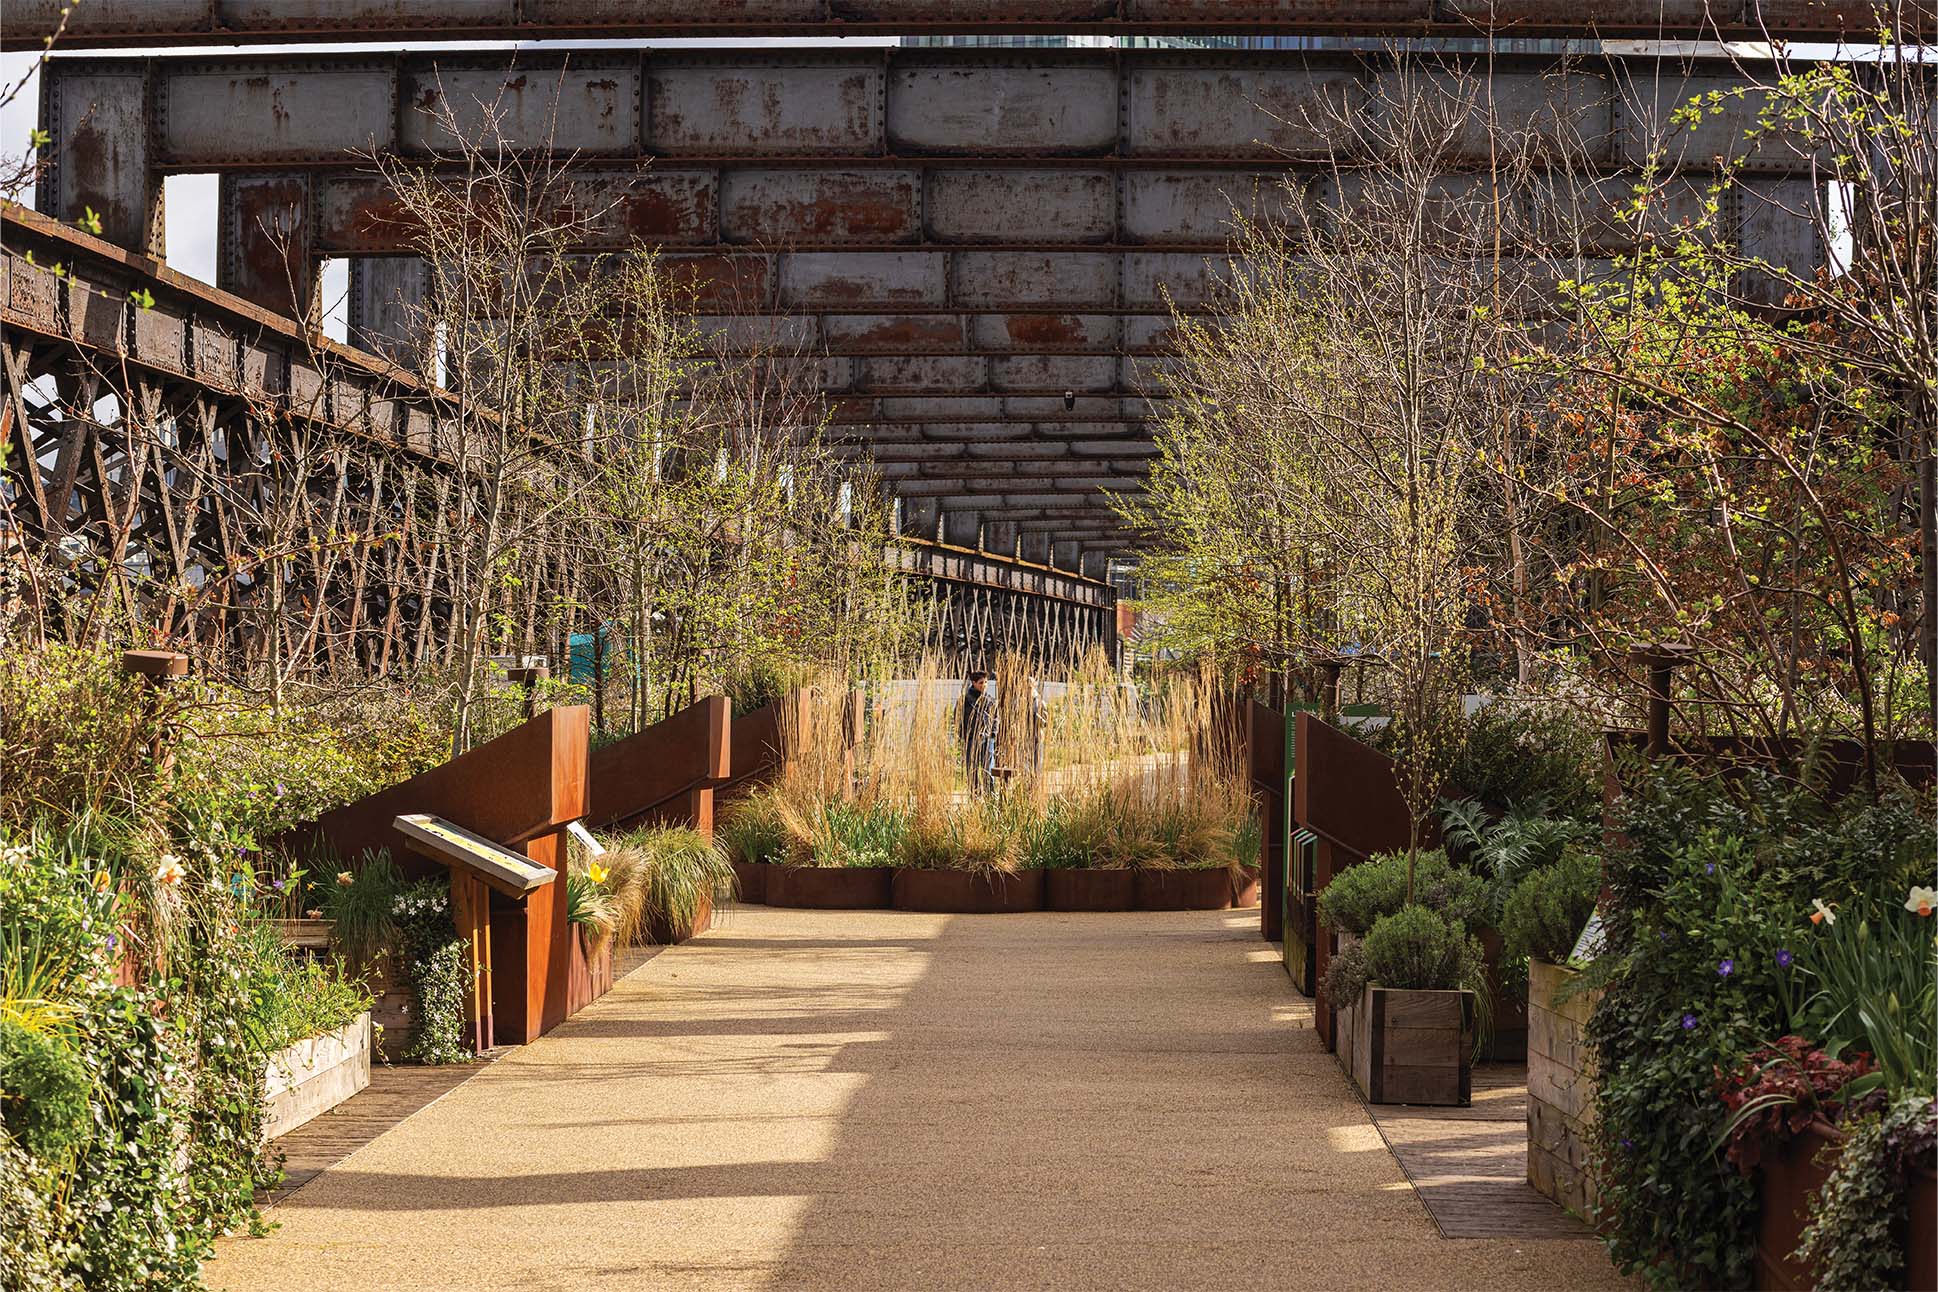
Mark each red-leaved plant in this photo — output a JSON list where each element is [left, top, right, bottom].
[[1716, 1036, 1884, 1175]]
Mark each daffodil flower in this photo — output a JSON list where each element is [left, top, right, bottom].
[[155, 855, 186, 887], [1905, 886, 1937, 918], [1809, 898, 1837, 926], [336, 870, 356, 886], [589, 862, 610, 885]]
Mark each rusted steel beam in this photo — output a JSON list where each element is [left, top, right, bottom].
[[6, 0, 1925, 50]]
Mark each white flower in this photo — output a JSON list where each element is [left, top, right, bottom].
[[1810, 898, 1837, 926], [1905, 886, 1936, 918], [155, 855, 186, 887]]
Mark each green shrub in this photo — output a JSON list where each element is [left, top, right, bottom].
[[1449, 704, 1602, 820], [1500, 847, 1601, 965], [0, 1020, 90, 1163], [1587, 766, 1936, 1290], [1316, 849, 1489, 937], [1362, 904, 1486, 994], [809, 799, 906, 868]]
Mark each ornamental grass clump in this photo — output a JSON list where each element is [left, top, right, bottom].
[[716, 788, 790, 867]]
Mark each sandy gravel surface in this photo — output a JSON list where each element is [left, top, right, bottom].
[[208, 906, 1632, 1292]]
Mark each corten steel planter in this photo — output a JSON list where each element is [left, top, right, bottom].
[[766, 865, 895, 909], [1045, 868, 1135, 911], [1755, 1120, 1938, 1292], [646, 891, 714, 945], [892, 867, 1045, 914], [566, 927, 615, 1015], [1231, 864, 1261, 909], [1135, 867, 1240, 911], [729, 860, 769, 904], [1526, 959, 1601, 1220], [1339, 984, 1474, 1106]]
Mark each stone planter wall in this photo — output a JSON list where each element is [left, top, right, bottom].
[[1526, 959, 1601, 1220], [262, 1011, 372, 1140]]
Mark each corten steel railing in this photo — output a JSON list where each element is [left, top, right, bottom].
[[5, 0, 1927, 49], [0, 203, 1120, 669], [894, 537, 1118, 665]]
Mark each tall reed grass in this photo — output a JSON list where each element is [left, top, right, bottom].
[[716, 650, 1255, 874]]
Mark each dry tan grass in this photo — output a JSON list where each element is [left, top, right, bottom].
[[763, 651, 1251, 873]]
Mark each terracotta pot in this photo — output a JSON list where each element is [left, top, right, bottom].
[[1044, 868, 1135, 911], [646, 891, 713, 945], [891, 867, 1044, 914], [1135, 867, 1237, 910], [766, 866, 894, 909], [729, 860, 768, 904], [1756, 1120, 1938, 1292]]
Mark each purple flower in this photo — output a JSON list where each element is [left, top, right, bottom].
[[1718, 959, 1734, 978], [272, 879, 286, 892], [1775, 949, 1793, 969], [106, 932, 117, 953], [1620, 1138, 1633, 1150], [1704, 863, 1715, 875], [1682, 1013, 1698, 1030], [275, 783, 286, 797]]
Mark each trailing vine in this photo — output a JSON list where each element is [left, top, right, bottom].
[[1796, 1094, 1938, 1292], [392, 880, 470, 1065]]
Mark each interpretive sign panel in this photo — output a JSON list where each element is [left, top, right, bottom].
[[394, 814, 554, 899]]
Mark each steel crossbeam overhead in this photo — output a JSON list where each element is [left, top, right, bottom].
[[5, 0, 1930, 50], [28, 46, 1851, 567]]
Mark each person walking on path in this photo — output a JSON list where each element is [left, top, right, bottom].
[[959, 670, 998, 793]]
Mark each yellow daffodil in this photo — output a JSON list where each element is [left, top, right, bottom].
[[1905, 886, 1937, 918], [93, 870, 112, 893], [588, 862, 610, 886]]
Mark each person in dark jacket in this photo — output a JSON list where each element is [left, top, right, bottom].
[[959, 670, 998, 793]]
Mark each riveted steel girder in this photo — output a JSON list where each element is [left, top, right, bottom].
[[4, 0, 1928, 51]]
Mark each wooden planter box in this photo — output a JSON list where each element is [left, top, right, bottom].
[[766, 865, 895, 909], [646, 891, 715, 945], [1755, 1120, 1938, 1292], [892, 867, 1044, 914], [1045, 868, 1135, 911], [262, 1011, 372, 1140], [272, 918, 333, 952], [1135, 867, 1241, 911], [729, 860, 769, 904], [1338, 984, 1473, 1106], [1526, 958, 1601, 1220]]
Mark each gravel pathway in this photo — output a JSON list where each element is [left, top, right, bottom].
[[207, 906, 1631, 1291]]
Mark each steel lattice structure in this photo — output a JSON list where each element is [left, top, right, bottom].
[[31, 45, 1847, 566], [0, 205, 1119, 668]]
